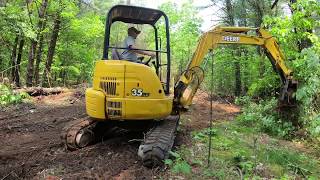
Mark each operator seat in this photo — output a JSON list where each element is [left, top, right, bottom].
[[112, 49, 122, 60]]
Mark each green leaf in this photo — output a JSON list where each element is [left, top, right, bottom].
[[164, 159, 173, 166], [172, 161, 191, 174], [169, 151, 181, 159]]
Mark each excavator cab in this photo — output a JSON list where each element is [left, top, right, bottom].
[[86, 5, 174, 121]]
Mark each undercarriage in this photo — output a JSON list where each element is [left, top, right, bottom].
[[61, 115, 180, 167]]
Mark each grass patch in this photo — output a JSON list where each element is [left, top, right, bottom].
[[165, 120, 320, 179]]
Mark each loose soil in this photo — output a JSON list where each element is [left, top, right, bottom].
[[0, 89, 240, 179]]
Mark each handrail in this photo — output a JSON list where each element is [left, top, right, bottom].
[[107, 46, 167, 53]]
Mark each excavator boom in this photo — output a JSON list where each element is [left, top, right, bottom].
[[174, 26, 297, 109]]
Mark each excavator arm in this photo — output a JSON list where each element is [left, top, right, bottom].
[[174, 26, 297, 109]]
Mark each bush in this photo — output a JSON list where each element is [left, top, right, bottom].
[[0, 84, 29, 106], [247, 73, 280, 99], [293, 48, 320, 139], [236, 97, 294, 138], [165, 151, 192, 175]]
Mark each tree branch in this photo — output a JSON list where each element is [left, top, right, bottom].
[[271, 0, 279, 9]]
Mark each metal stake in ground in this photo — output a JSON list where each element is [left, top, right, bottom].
[[207, 50, 214, 167]]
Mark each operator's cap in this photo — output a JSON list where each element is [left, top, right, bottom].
[[128, 27, 141, 34]]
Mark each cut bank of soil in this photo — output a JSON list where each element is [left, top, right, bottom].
[[0, 90, 240, 179]]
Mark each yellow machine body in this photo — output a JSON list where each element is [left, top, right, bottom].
[[86, 60, 172, 121]]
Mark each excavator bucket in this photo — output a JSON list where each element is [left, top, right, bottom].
[[174, 66, 204, 109], [280, 79, 298, 106]]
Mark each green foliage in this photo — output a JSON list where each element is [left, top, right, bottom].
[[235, 95, 252, 106], [0, 0, 114, 86], [292, 48, 320, 138], [166, 121, 320, 179], [294, 49, 320, 105], [0, 84, 29, 106], [172, 161, 192, 175], [159, 1, 202, 76], [200, 44, 278, 99], [263, 0, 320, 139], [236, 97, 294, 137], [247, 73, 280, 98], [263, 0, 320, 56], [192, 128, 217, 142], [165, 150, 192, 175]]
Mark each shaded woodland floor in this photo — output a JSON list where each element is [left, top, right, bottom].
[[1, 90, 318, 179]]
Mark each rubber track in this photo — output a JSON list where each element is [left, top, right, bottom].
[[61, 117, 96, 151], [141, 115, 179, 167]]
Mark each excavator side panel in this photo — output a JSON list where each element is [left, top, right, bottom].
[[86, 60, 172, 121]]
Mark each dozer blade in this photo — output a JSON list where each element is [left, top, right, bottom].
[[61, 117, 96, 150], [138, 115, 180, 168], [61, 117, 112, 150]]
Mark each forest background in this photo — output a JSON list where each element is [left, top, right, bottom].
[[0, 0, 320, 177]]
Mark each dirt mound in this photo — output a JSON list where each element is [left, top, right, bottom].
[[0, 89, 240, 179]]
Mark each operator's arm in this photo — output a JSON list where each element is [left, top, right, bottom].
[[124, 36, 156, 58], [130, 45, 156, 57]]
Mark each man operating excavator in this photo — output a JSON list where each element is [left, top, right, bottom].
[[121, 27, 156, 62]]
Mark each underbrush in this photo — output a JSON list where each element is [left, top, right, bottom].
[[165, 120, 320, 179], [235, 96, 295, 138], [293, 49, 320, 141], [0, 83, 29, 106], [234, 48, 320, 141]]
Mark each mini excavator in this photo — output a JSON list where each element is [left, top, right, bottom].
[[62, 5, 297, 167]]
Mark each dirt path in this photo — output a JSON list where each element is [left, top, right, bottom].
[[0, 90, 240, 179]]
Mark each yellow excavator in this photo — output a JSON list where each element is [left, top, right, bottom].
[[62, 5, 297, 167]]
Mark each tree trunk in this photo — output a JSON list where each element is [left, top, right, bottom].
[[254, 2, 263, 27], [225, 0, 234, 26], [34, 19, 47, 86], [257, 47, 265, 77], [59, 68, 66, 86], [14, 38, 25, 87], [271, 0, 279, 9], [234, 61, 241, 96], [224, 0, 241, 96], [14, 87, 66, 96], [42, 14, 61, 87], [26, 41, 36, 87], [255, 3, 265, 77], [10, 35, 19, 82], [25, 0, 48, 87], [234, 49, 241, 96], [247, 0, 266, 77]]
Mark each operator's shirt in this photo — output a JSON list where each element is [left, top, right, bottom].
[[121, 36, 138, 62]]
